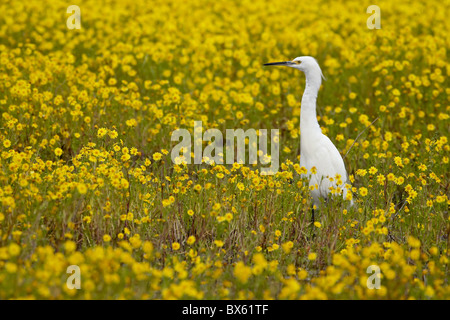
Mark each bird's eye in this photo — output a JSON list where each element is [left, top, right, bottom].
[[293, 60, 302, 65]]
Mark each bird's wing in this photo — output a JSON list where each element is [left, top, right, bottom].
[[312, 135, 348, 182]]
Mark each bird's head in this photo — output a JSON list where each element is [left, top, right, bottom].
[[264, 56, 325, 80]]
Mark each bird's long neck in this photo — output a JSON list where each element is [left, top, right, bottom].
[[300, 70, 322, 137]]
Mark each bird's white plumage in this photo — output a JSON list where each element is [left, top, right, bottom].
[[300, 131, 350, 206], [265, 56, 352, 207]]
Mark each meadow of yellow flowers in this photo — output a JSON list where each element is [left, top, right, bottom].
[[0, 0, 449, 300]]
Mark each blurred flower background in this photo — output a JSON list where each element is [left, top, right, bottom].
[[0, 0, 449, 299]]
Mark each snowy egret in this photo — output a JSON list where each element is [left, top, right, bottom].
[[264, 56, 353, 215]]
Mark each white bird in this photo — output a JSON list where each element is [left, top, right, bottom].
[[264, 56, 353, 214]]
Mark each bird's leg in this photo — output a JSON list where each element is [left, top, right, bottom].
[[308, 207, 316, 241]]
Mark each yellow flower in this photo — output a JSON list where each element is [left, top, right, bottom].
[[108, 130, 118, 139], [54, 148, 63, 156], [64, 241, 76, 253], [8, 243, 21, 257], [308, 252, 317, 261], [418, 164, 427, 171], [153, 152, 162, 161], [214, 240, 224, 247], [387, 173, 396, 181], [234, 261, 252, 284], [3, 139, 11, 148], [126, 118, 137, 127], [5, 262, 17, 274], [282, 241, 294, 254], [429, 247, 438, 255], [407, 236, 421, 248], [97, 128, 107, 137], [143, 241, 154, 255], [120, 178, 129, 189], [187, 236, 196, 245], [172, 242, 180, 250], [298, 269, 308, 280], [410, 249, 420, 260], [359, 187, 368, 197], [377, 174, 386, 185], [425, 286, 435, 297], [252, 253, 268, 269], [121, 153, 131, 162], [394, 156, 404, 168], [77, 183, 88, 194]]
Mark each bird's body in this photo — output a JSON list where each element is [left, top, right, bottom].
[[264, 56, 352, 207]]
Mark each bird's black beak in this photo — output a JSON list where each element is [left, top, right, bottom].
[[263, 61, 293, 66]]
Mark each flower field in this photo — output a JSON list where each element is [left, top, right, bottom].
[[0, 0, 449, 299]]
